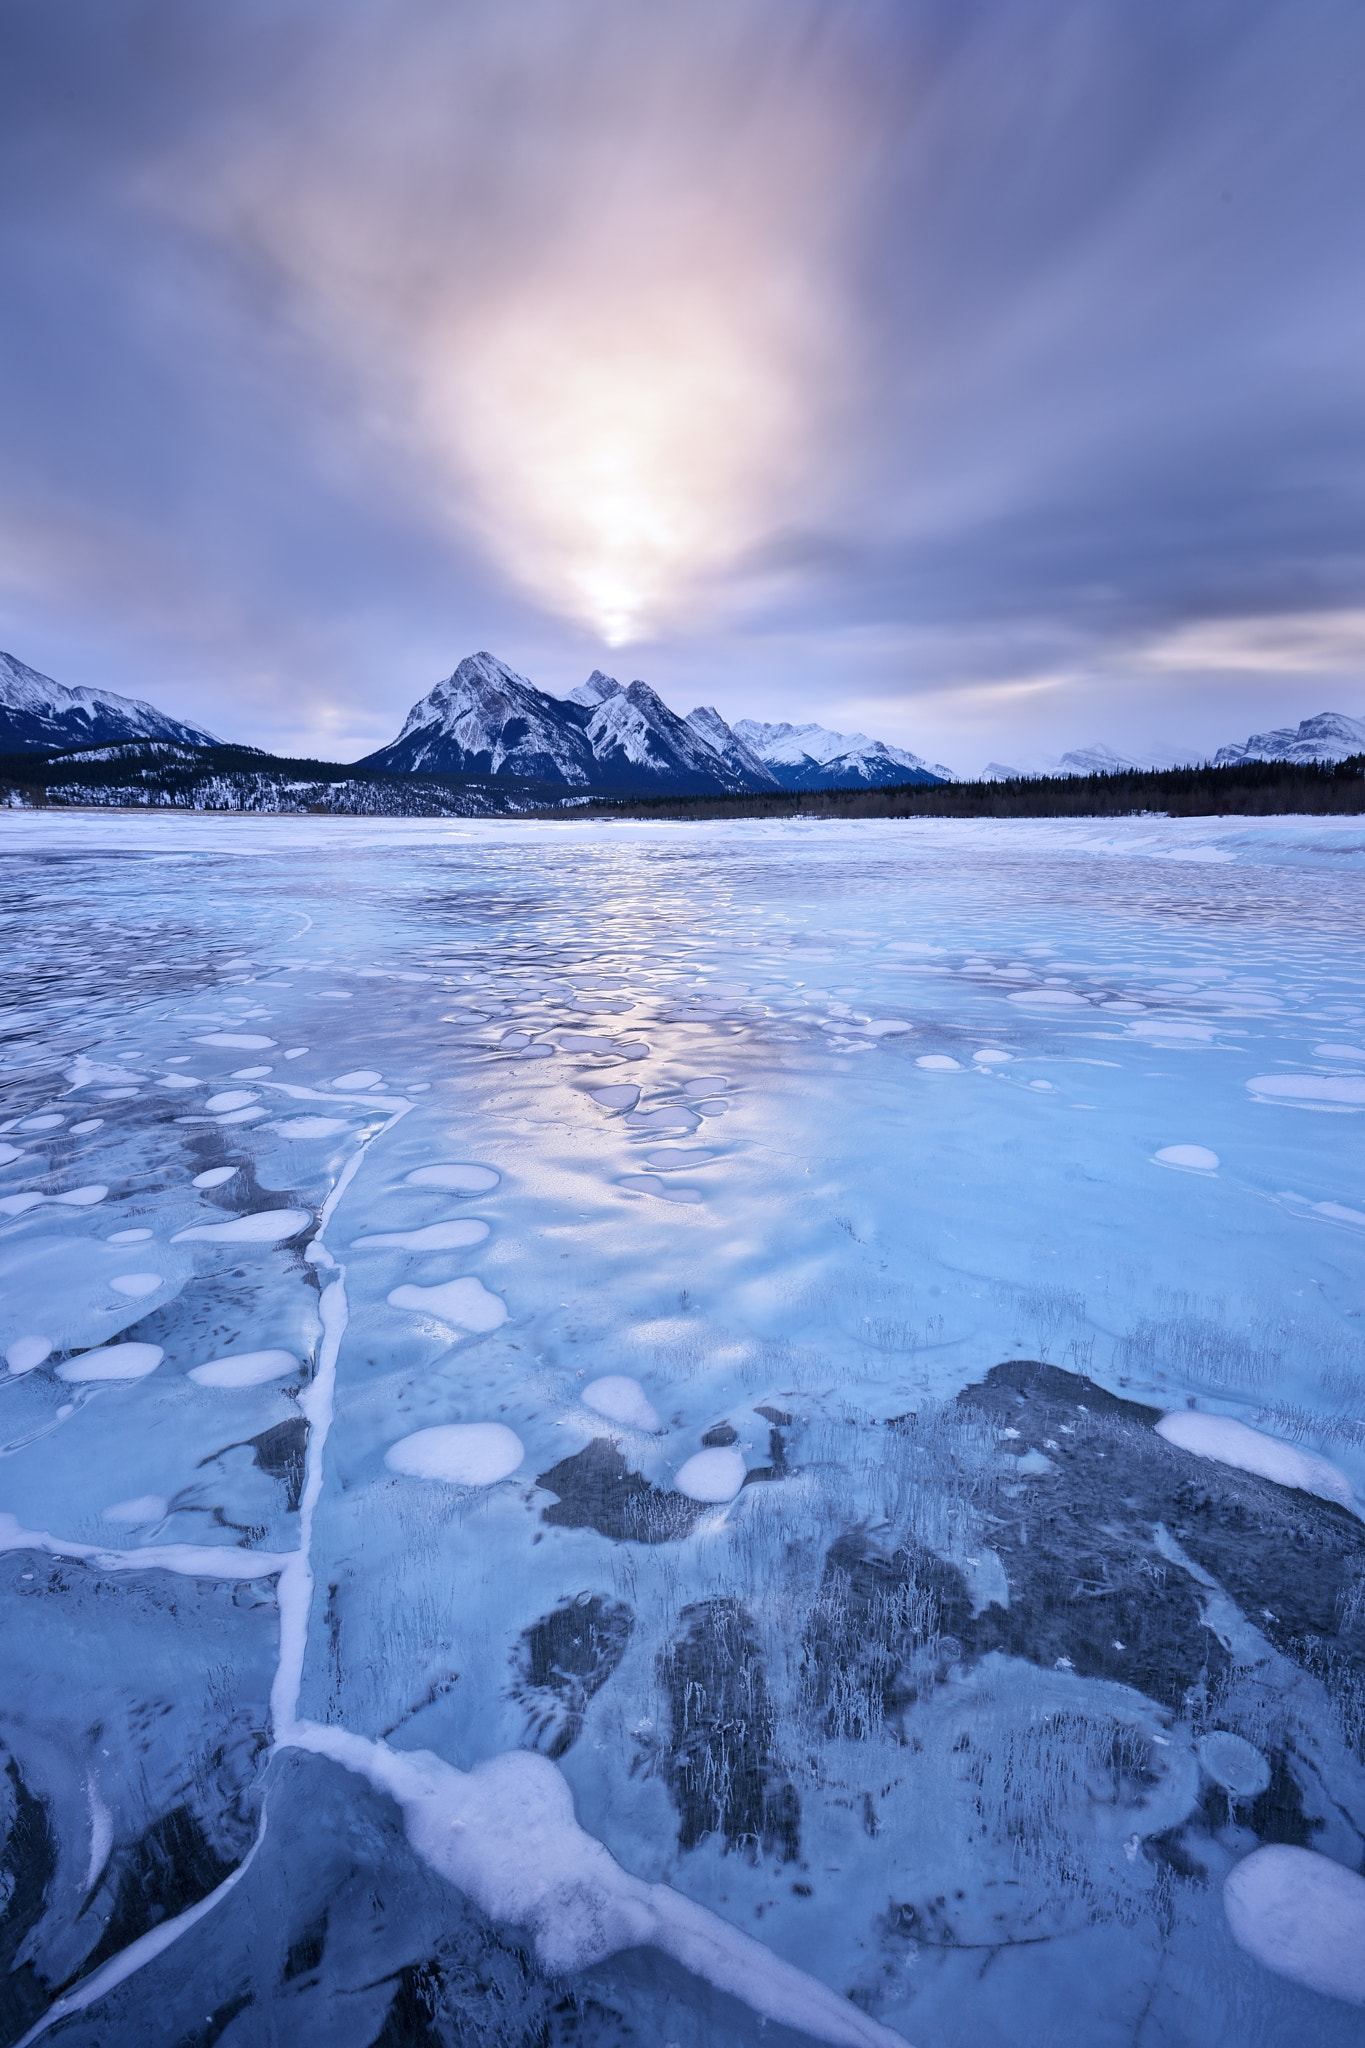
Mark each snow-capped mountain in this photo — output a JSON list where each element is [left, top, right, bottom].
[[684, 705, 781, 790], [1212, 711, 1365, 768], [359, 654, 770, 794], [0, 649, 218, 753], [733, 719, 950, 790]]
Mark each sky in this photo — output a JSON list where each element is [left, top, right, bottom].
[[1, 0, 1363, 774]]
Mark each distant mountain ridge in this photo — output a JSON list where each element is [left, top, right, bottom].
[[0, 649, 218, 752], [733, 718, 950, 789], [1212, 711, 1365, 768]]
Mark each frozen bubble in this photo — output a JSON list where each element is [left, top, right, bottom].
[[1314, 1044, 1365, 1061], [107, 1228, 153, 1244], [195, 1033, 276, 1049], [0, 1142, 23, 1165], [973, 1049, 1013, 1064], [188, 1349, 299, 1388], [173, 1208, 310, 1244], [404, 1163, 500, 1193], [95, 1088, 140, 1100], [333, 1069, 383, 1088], [675, 1446, 746, 1502], [1224, 1845, 1365, 2005], [581, 1376, 661, 1432], [618, 1174, 702, 1203], [590, 1085, 640, 1110], [1007, 988, 1090, 1007], [858, 1020, 911, 1036], [916, 1055, 962, 1071], [1130, 1019, 1216, 1040], [231, 1065, 273, 1079], [103, 1495, 168, 1525], [70, 1119, 103, 1134], [1030, 1080, 1055, 1092], [387, 1276, 508, 1332], [1247, 1073, 1365, 1108], [192, 1166, 238, 1189], [59, 1342, 164, 1382], [643, 1149, 714, 1169], [50, 1185, 108, 1206], [386, 1421, 524, 1486], [1154, 1144, 1220, 1171], [1102, 999, 1145, 1012], [216, 1106, 268, 1125], [20, 1113, 64, 1130], [0, 1193, 46, 1216], [1197, 1731, 1271, 1799], [273, 1117, 349, 1139], [354, 1220, 490, 1251], [159, 1072, 200, 1089], [1156, 1411, 1355, 1508], [205, 1090, 258, 1113], [110, 1273, 163, 1298], [284, 1047, 309, 1058], [6, 1335, 52, 1375], [682, 1077, 727, 1096]]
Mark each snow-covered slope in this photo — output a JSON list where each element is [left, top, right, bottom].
[[0, 649, 219, 752], [1213, 711, 1365, 768], [358, 652, 600, 783], [733, 718, 950, 789], [685, 705, 781, 790], [584, 680, 761, 793]]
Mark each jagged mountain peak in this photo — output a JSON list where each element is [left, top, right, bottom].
[[1213, 710, 1365, 768], [0, 648, 219, 753], [568, 669, 623, 708]]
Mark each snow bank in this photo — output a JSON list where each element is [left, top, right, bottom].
[[189, 1349, 299, 1388], [582, 1376, 662, 1432], [387, 1276, 508, 1332], [289, 1726, 907, 2048], [675, 1446, 746, 1501], [1224, 1845, 1365, 2004], [404, 1162, 500, 1192], [1156, 1411, 1356, 1509], [172, 1207, 310, 1244], [385, 1422, 524, 1485]]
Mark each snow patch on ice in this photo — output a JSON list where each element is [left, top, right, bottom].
[[916, 1054, 962, 1071], [675, 1446, 746, 1501], [1156, 1411, 1356, 1509], [192, 1167, 237, 1188], [333, 1069, 382, 1088], [404, 1163, 500, 1193], [58, 1343, 164, 1382], [1224, 1845, 1365, 2005], [1154, 1145, 1220, 1171], [581, 1376, 662, 1432], [387, 1276, 508, 1332], [385, 1421, 524, 1485], [188, 1349, 299, 1388], [195, 1033, 275, 1049], [353, 1219, 489, 1251]]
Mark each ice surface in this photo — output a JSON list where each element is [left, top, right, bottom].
[[1156, 1411, 1356, 1508], [675, 1446, 747, 1501], [1224, 1846, 1365, 2004], [385, 1422, 525, 1484], [187, 1349, 300, 1388], [5, 810, 1365, 2048], [582, 1375, 663, 1431], [194, 1032, 275, 1048]]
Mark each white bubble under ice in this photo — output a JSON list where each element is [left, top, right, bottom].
[[387, 1277, 508, 1332], [403, 1163, 500, 1193], [385, 1422, 525, 1485], [1224, 1845, 1365, 2005], [188, 1349, 300, 1389], [353, 1220, 489, 1251], [581, 1376, 662, 1432], [1154, 1144, 1220, 1171], [675, 1446, 747, 1502], [58, 1343, 165, 1382], [172, 1208, 310, 1244]]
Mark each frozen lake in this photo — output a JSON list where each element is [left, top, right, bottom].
[[1, 810, 1363, 2046]]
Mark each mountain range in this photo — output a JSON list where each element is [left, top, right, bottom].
[[2, 645, 1362, 796]]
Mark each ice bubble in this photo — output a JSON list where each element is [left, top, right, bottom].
[[192, 1166, 237, 1189], [159, 1072, 200, 1089], [590, 1085, 640, 1109], [353, 1220, 490, 1251], [188, 1349, 299, 1388], [1247, 1073, 1365, 1108], [107, 1228, 153, 1244], [859, 1021, 911, 1036], [20, 1113, 64, 1130], [582, 1376, 662, 1432], [618, 1174, 702, 1203], [1030, 1079, 1055, 1091], [916, 1055, 962, 1071], [1007, 989, 1090, 1007], [284, 1047, 309, 1058], [385, 1421, 524, 1485], [643, 1149, 714, 1169], [94, 1088, 140, 1100], [195, 1033, 276, 1048], [682, 1076, 727, 1096], [102, 1495, 168, 1525], [231, 1065, 273, 1079], [1154, 1144, 1220, 1171], [973, 1049, 1013, 1064], [558, 1033, 615, 1052], [626, 1108, 700, 1133], [110, 1273, 163, 1297], [205, 1090, 258, 1113], [0, 1143, 23, 1165], [59, 1342, 164, 1382], [273, 1117, 349, 1139], [1197, 1731, 1270, 1799], [520, 1043, 554, 1059], [0, 1192, 45, 1216], [1224, 1845, 1365, 2005], [1314, 1044, 1365, 1060], [333, 1069, 383, 1088], [404, 1163, 500, 1193], [500, 1032, 530, 1049], [1156, 1411, 1356, 1508], [387, 1277, 508, 1332], [6, 1335, 52, 1374], [675, 1446, 746, 1502], [1102, 999, 1145, 1012], [172, 1208, 311, 1244], [69, 1120, 103, 1134], [50, 1185, 108, 1206]]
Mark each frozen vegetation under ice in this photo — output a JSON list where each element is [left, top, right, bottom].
[[0, 811, 1363, 2045]]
